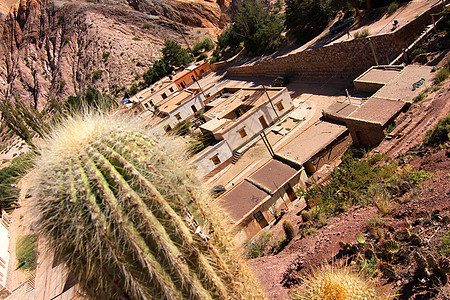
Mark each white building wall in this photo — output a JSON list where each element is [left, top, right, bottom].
[[191, 141, 233, 178], [142, 82, 179, 109], [168, 94, 205, 127], [220, 89, 293, 151]]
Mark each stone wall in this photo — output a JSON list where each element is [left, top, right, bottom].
[[227, 4, 442, 80]]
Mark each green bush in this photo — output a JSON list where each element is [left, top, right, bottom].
[[244, 232, 273, 258], [433, 66, 449, 85], [439, 230, 450, 257], [16, 235, 38, 271], [0, 153, 33, 212], [388, 1, 399, 14], [424, 114, 450, 146], [102, 51, 110, 62], [413, 92, 426, 103], [196, 53, 209, 62], [92, 69, 102, 81], [303, 151, 430, 217], [354, 29, 370, 39], [142, 23, 155, 29]]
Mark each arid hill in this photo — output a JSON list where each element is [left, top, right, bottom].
[[0, 0, 230, 109]]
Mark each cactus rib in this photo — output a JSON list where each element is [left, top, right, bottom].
[[30, 114, 262, 300]]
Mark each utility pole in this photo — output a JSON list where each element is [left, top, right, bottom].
[[263, 85, 280, 120], [367, 37, 379, 66]]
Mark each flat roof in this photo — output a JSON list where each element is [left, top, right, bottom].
[[278, 121, 348, 164], [323, 101, 359, 119], [199, 118, 231, 133], [355, 67, 402, 84], [248, 159, 299, 194], [205, 88, 281, 120], [218, 180, 269, 222], [159, 90, 195, 114], [373, 65, 434, 103], [346, 97, 405, 126]]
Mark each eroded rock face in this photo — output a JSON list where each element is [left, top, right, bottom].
[[0, 0, 230, 109]]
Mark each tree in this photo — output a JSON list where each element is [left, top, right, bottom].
[[161, 40, 193, 68], [285, 0, 333, 42], [142, 59, 170, 86], [214, 1, 284, 58]]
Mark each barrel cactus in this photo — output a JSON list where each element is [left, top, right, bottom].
[[29, 113, 264, 299]]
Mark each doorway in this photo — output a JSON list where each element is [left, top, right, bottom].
[[258, 116, 269, 129]]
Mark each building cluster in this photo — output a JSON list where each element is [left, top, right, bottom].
[[113, 62, 434, 245]]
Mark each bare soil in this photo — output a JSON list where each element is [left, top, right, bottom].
[[249, 79, 450, 299]]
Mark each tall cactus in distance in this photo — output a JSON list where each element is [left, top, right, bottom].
[[29, 113, 264, 300]]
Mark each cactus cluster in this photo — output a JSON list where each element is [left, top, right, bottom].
[[29, 114, 263, 300], [414, 252, 450, 284]]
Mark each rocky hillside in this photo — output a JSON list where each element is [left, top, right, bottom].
[[0, 0, 230, 110]]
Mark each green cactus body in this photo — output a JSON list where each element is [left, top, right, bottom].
[[356, 234, 366, 245], [379, 262, 396, 280], [382, 239, 400, 254], [30, 114, 263, 300]]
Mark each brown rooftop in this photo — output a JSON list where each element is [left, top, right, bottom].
[[204, 88, 281, 120], [278, 121, 348, 164], [159, 90, 196, 113], [356, 67, 402, 84], [373, 65, 434, 102], [218, 180, 269, 222], [347, 97, 405, 126], [323, 101, 359, 120], [247, 159, 299, 194]]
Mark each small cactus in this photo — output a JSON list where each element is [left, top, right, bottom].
[[377, 228, 384, 240], [29, 114, 264, 300], [410, 234, 422, 246], [439, 257, 450, 274], [379, 262, 396, 280], [283, 220, 295, 241], [426, 254, 439, 272], [364, 248, 376, 260], [301, 210, 311, 223], [414, 252, 429, 278], [356, 234, 366, 245], [382, 240, 400, 254], [368, 227, 377, 239]]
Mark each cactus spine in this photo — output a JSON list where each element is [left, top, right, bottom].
[[30, 114, 263, 300]]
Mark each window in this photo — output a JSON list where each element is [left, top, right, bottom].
[[191, 105, 198, 113], [200, 69, 205, 74], [253, 211, 264, 222], [238, 128, 247, 138], [175, 113, 182, 121], [162, 93, 167, 99], [164, 125, 172, 133], [169, 87, 174, 93], [276, 101, 284, 111], [210, 154, 221, 166]]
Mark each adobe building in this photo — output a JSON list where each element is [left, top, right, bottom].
[[324, 64, 435, 147], [191, 87, 293, 179], [216, 120, 350, 244], [200, 87, 293, 152], [217, 157, 307, 244], [173, 62, 212, 89]]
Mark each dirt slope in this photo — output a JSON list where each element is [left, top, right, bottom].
[[0, 0, 230, 110], [249, 78, 450, 299]]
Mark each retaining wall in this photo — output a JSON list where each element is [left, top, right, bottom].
[[227, 4, 442, 79]]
